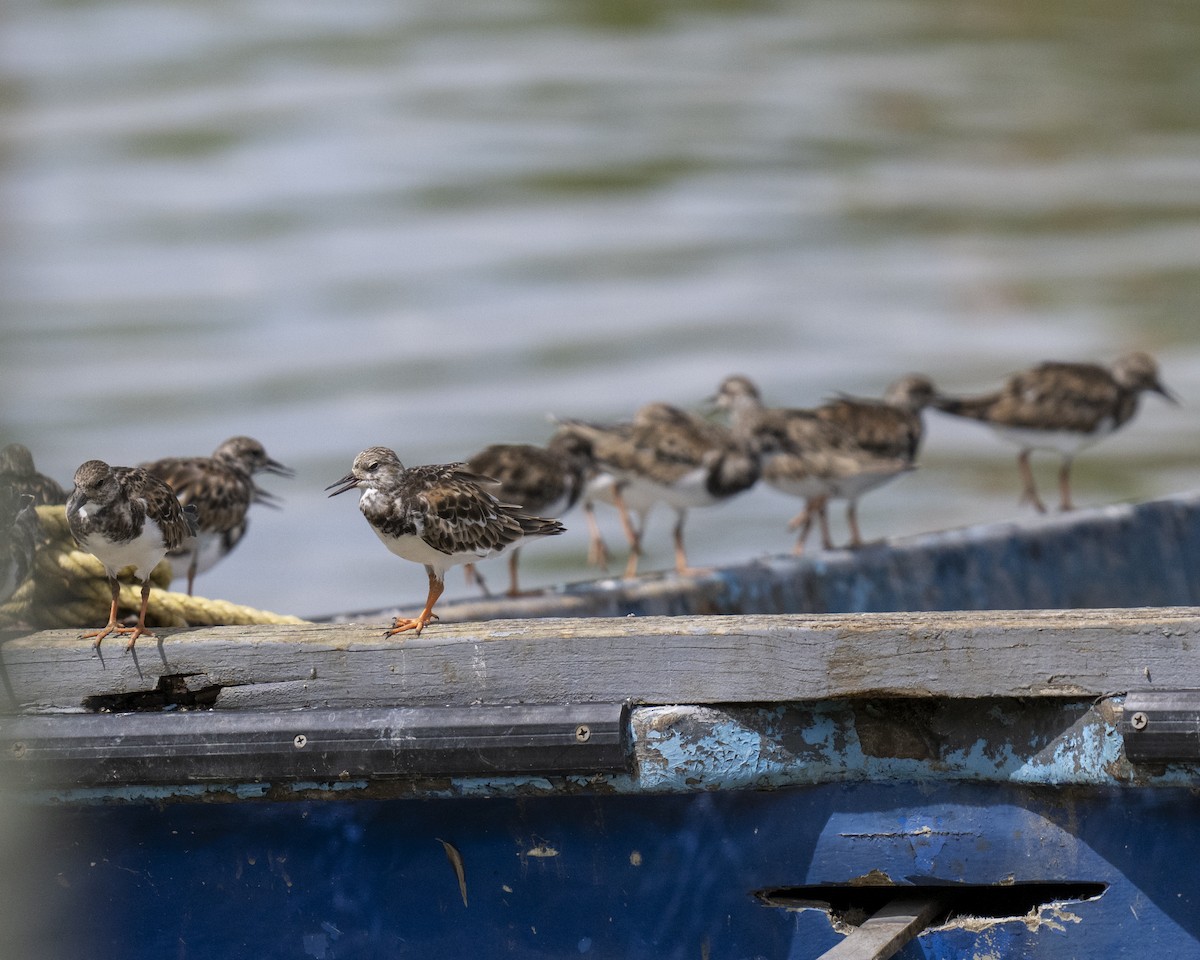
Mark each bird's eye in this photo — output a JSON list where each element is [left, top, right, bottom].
[[366, 461, 378, 472]]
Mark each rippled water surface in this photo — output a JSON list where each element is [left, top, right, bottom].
[[4, 0, 1200, 618]]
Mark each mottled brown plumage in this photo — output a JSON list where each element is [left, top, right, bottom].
[[816, 374, 938, 463], [0, 443, 68, 506], [714, 375, 911, 552], [141, 436, 292, 594], [934, 352, 1176, 511], [66, 460, 197, 649], [327, 446, 565, 636], [463, 434, 590, 596], [0, 488, 38, 604], [557, 401, 759, 576]]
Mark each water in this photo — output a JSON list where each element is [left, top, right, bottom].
[[3, 0, 1200, 619]]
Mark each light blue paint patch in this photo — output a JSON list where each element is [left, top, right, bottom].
[[10, 782, 273, 805], [1010, 716, 1125, 785], [287, 780, 370, 794], [797, 710, 839, 750], [634, 709, 776, 791], [940, 736, 1023, 781]]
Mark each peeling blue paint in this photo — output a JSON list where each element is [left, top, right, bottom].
[[12, 699, 1200, 807]]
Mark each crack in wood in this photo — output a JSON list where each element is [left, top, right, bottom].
[[82, 674, 223, 713]]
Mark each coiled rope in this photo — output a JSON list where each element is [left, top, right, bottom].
[[0, 505, 307, 630]]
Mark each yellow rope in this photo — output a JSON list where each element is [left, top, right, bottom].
[[0, 504, 307, 630]]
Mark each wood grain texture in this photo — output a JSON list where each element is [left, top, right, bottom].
[[3, 606, 1197, 713]]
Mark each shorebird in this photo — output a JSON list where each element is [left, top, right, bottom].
[[141, 436, 293, 595], [326, 446, 566, 636], [549, 417, 650, 574], [463, 432, 591, 596], [558, 401, 760, 577], [0, 488, 38, 604], [817, 374, 938, 463], [814, 373, 938, 543], [933, 352, 1177, 512], [66, 460, 197, 649], [0, 443, 68, 506], [713, 375, 911, 552]]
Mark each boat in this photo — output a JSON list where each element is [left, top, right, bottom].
[[3, 493, 1200, 959]]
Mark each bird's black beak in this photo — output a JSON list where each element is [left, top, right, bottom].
[[265, 458, 296, 478], [253, 486, 284, 509], [1155, 381, 1181, 405], [325, 474, 359, 497]]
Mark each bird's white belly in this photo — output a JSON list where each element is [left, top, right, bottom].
[[373, 528, 491, 575], [992, 422, 1114, 456], [76, 514, 166, 581], [587, 473, 659, 516], [169, 532, 226, 578], [761, 454, 829, 500], [829, 465, 908, 500], [646, 466, 722, 510]]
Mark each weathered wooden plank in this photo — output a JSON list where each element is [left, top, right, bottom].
[[2, 607, 1198, 713], [815, 897, 945, 960]]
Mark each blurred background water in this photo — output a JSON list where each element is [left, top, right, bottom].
[[3, 0, 1200, 620]]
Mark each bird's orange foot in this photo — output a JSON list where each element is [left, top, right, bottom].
[[82, 622, 143, 648], [122, 625, 156, 650], [80, 623, 120, 648], [385, 613, 439, 638]]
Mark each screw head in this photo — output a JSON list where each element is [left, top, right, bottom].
[[293, 734, 308, 749], [574, 724, 591, 743], [1130, 712, 1149, 731]]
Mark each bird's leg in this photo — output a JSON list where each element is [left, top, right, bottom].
[[505, 548, 524, 597], [816, 498, 834, 550], [463, 562, 492, 597], [845, 499, 863, 548], [80, 577, 122, 648], [1017, 450, 1046, 513], [1058, 457, 1075, 512], [788, 501, 814, 555], [186, 556, 199, 597], [583, 501, 610, 570], [671, 510, 707, 577], [123, 579, 157, 650], [672, 510, 689, 574], [612, 486, 644, 579], [386, 568, 444, 637]]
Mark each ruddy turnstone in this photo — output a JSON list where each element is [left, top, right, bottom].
[[558, 401, 760, 577], [714, 375, 911, 553], [326, 446, 566, 636], [933, 352, 1177, 512], [0, 488, 38, 604], [141, 436, 293, 595], [66, 460, 197, 649], [0, 443, 68, 505], [463, 433, 590, 596], [814, 373, 938, 543], [549, 418, 649, 574]]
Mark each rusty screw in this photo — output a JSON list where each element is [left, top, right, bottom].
[[1129, 712, 1149, 731], [574, 724, 591, 743], [293, 734, 308, 749]]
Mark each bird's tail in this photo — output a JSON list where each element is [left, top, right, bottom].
[[518, 515, 567, 538], [930, 392, 997, 421]]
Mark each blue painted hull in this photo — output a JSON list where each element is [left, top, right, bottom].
[[9, 782, 1199, 959]]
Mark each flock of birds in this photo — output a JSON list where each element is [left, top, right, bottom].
[[0, 351, 1177, 648]]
